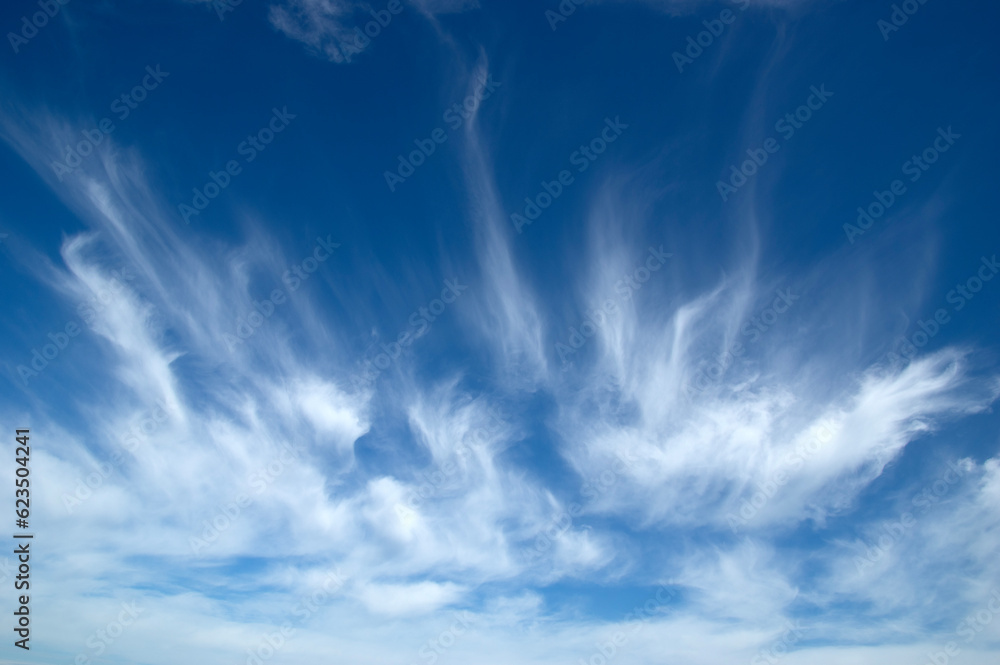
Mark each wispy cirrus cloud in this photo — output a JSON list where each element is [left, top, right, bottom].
[[267, 0, 479, 63], [2, 1, 998, 663]]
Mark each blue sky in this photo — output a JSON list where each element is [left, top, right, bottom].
[[2, 0, 1000, 663]]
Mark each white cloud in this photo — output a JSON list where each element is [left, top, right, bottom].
[[355, 580, 467, 615], [267, 0, 479, 63], [1, 52, 998, 665]]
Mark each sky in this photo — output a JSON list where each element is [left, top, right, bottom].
[[1, 0, 1000, 663]]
